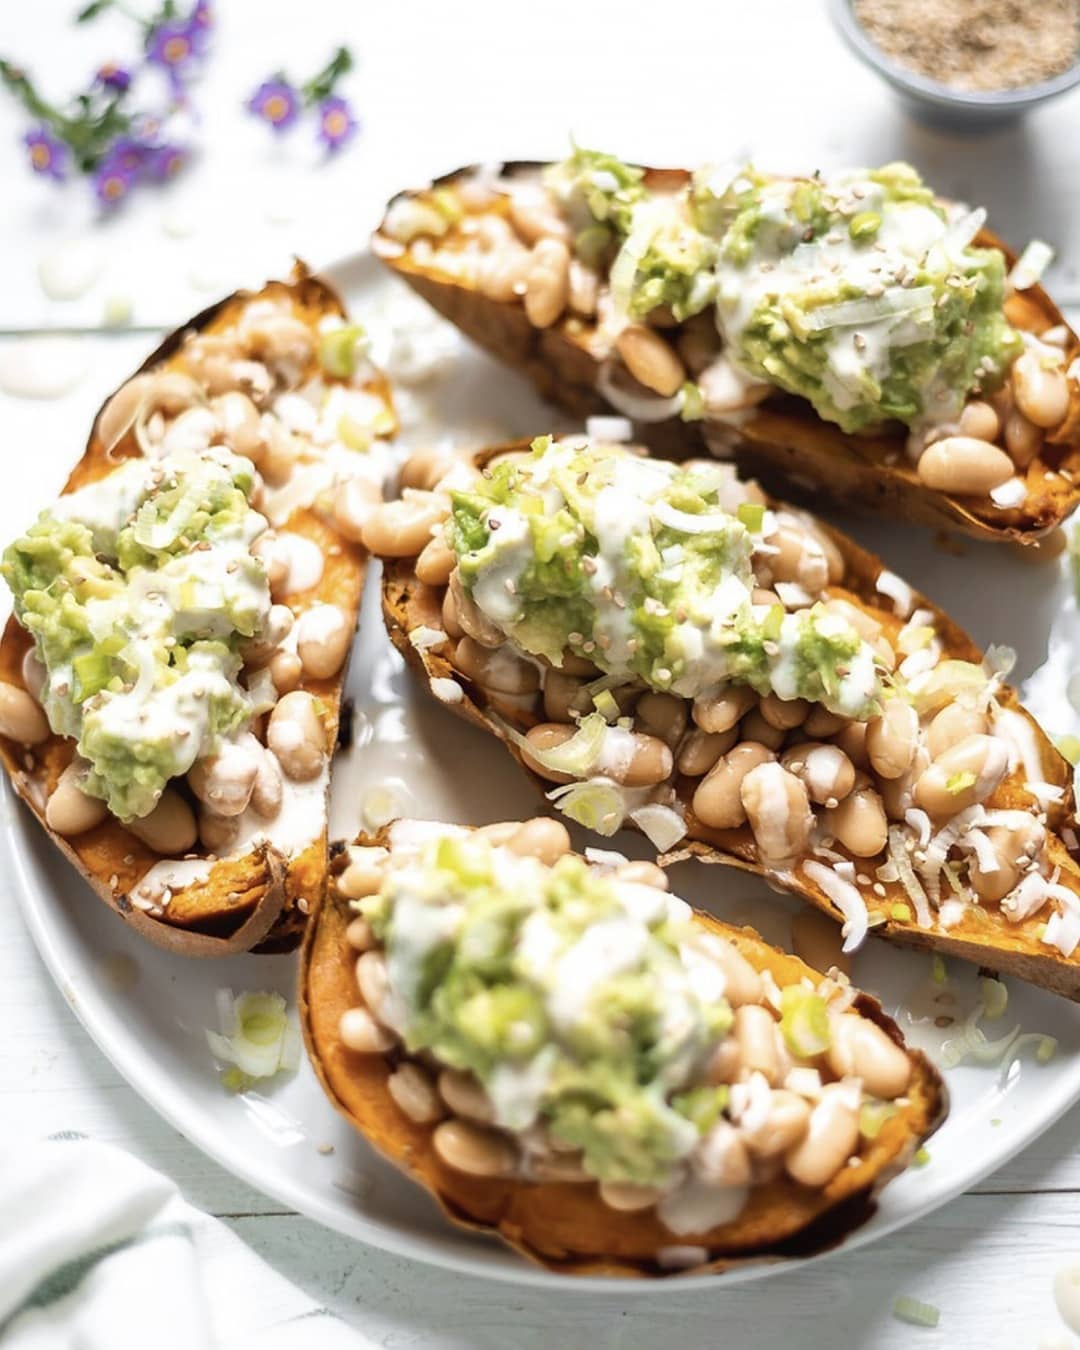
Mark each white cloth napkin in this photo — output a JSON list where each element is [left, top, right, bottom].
[[0, 1136, 372, 1349]]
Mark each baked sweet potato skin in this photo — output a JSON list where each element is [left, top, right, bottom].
[[300, 828, 945, 1278], [379, 440, 1080, 1001], [374, 163, 1080, 542], [0, 267, 391, 956]]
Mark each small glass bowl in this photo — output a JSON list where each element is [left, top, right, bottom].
[[829, 0, 1080, 129]]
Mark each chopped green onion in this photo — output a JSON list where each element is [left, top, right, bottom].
[[1055, 735, 1080, 767], [338, 412, 373, 451], [859, 1101, 898, 1140], [546, 779, 626, 836], [763, 603, 784, 642], [319, 323, 368, 379], [672, 1084, 730, 1134], [889, 902, 912, 922], [679, 381, 705, 422], [206, 990, 300, 1088], [1008, 238, 1054, 291], [103, 293, 133, 327], [892, 1296, 940, 1328], [979, 977, 1008, 1021], [779, 986, 832, 1058], [912, 1147, 931, 1167], [431, 187, 464, 224], [946, 770, 976, 795], [1037, 1035, 1058, 1064], [510, 712, 608, 778], [930, 954, 948, 986], [592, 688, 620, 723], [737, 501, 766, 532], [849, 210, 882, 240]]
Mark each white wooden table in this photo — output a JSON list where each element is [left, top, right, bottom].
[[3, 2, 1080, 1343]]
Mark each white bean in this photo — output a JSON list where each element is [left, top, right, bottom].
[[917, 436, 1014, 494], [45, 759, 107, 836], [188, 739, 259, 817], [524, 238, 571, 328], [1012, 348, 1070, 428], [0, 680, 50, 744], [332, 477, 382, 543], [296, 603, 351, 680], [914, 734, 1010, 818], [388, 1062, 444, 1124], [692, 742, 774, 830], [616, 325, 686, 398], [784, 1083, 860, 1188], [127, 789, 198, 855], [267, 690, 327, 781], [740, 762, 812, 864], [361, 492, 446, 558], [339, 1006, 395, 1053], [828, 1014, 912, 1100], [432, 1119, 516, 1177]]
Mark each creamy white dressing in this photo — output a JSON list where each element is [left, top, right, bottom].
[[25, 447, 275, 818], [132, 857, 212, 909], [656, 1176, 749, 1236], [488, 1045, 558, 1132], [715, 179, 947, 398], [37, 238, 105, 302], [0, 337, 87, 400], [463, 439, 880, 715], [470, 509, 532, 623], [276, 532, 325, 594], [51, 458, 152, 547], [232, 758, 329, 860], [546, 915, 649, 1032]]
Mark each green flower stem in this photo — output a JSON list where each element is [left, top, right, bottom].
[[302, 45, 353, 104]]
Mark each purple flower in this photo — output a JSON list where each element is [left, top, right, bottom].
[[147, 21, 196, 76], [93, 153, 136, 207], [96, 62, 132, 93], [24, 127, 69, 181], [147, 142, 188, 182], [104, 136, 147, 176], [188, 0, 213, 52], [316, 95, 357, 152], [247, 79, 299, 132]]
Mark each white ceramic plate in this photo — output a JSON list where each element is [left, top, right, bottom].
[[8, 254, 1080, 1290]]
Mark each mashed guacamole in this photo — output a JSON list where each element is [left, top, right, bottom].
[[551, 149, 1021, 433], [3, 446, 271, 819], [450, 437, 881, 719], [361, 828, 736, 1185]]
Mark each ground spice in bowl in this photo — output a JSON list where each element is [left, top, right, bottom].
[[853, 0, 1080, 92]]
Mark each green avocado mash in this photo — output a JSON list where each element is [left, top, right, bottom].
[[543, 146, 645, 268], [361, 828, 736, 1185], [545, 148, 1021, 433], [3, 447, 271, 819], [450, 436, 882, 718]]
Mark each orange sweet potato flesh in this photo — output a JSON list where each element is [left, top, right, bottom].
[[380, 441, 1080, 1001], [0, 266, 394, 955], [373, 163, 1080, 543], [301, 827, 945, 1278]]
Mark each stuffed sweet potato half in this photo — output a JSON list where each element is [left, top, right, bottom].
[[301, 818, 944, 1277], [363, 434, 1080, 999], [373, 152, 1080, 543], [0, 268, 395, 955]]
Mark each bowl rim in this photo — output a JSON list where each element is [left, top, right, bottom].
[[829, 0, 1080, 110]]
